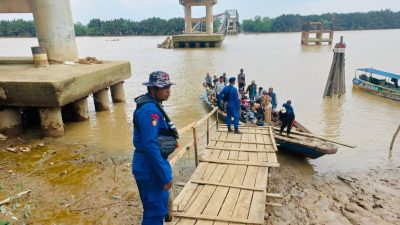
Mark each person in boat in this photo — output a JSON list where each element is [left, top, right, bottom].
[[245, 80, 257, 101], [268, 87, 277, 110], [237, 68, 246, 92], [212, 75, 218, 87], [132, 71, 177, 225], [222, 73, 228, 86], [255, 87, 264, 103], [219, 77, 241, 134], [283, 100, 294, 116], [261, 90, 273, 123], [205, 73, 212, 88], [278, 107, 295, 136], [215, 76, 225, 111]]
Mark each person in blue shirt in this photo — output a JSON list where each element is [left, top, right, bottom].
[[219, 77, 241, 134], [132, 71, 176, 225], [282, 100, 294, 116], [268, 87, 277, 110]]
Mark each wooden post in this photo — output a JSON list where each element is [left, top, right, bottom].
[[165, 189, 174, 222], [390, 124, 400, 150], [216, 109, 219, 129], [192, 125, 199, 167], [206, 117, 210, 145]]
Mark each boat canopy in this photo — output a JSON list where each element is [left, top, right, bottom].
[[357, 68, 400, 80]]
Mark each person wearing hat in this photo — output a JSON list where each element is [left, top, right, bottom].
[[132, 71, 178, 224], [219, 77, 241, 134]]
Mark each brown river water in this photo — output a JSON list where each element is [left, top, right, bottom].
[[1, 29, 400, 175]]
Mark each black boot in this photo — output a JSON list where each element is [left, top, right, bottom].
[[234, 128, 242, 134], [227, 126, 233, 132]]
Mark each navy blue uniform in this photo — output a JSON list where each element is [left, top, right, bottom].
[[220, 85, 240, 129], [132, 93, 173, 225]]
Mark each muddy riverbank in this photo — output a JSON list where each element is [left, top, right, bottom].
[[1, 138, 399, 225]]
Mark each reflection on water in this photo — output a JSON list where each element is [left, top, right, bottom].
[[1, 29, 400, 174]]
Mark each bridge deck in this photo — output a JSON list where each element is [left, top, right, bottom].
[[172, 125, 279, 225]]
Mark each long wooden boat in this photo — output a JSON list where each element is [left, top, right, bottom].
[[353, 68, 400, 101], [202, 90, 338, 159]]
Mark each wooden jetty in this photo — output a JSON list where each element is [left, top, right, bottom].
[[168, 108, 280, 224]]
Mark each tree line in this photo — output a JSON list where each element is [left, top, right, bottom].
[[0, 17, 185, 37], [1, 9, 399, 37], [242, 9, 400, 32]]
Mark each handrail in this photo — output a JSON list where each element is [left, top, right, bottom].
[[169, 107, 218, 166]]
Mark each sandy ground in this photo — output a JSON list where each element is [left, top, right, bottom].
[[1, 138, 399, 225]]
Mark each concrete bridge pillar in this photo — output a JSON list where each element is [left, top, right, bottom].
[[110, 82, 126, 103], [31, 0, 78, 62], [206, 4, 214, 34], [71, 97, 89, 121], [39, 107, 64, 138], [0, 107, 23, 136], [93, 89, 110, 111], [184, 5, 192, 33]]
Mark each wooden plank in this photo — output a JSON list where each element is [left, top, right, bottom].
[[173, 162, 208, 210], [199, 158, 280, 168], [210, 139, 268, 145], [230, 166, 258, 224], [217, 130, 271, 135], [248, 167, 268, 222], [190, 180, 264, 191], [269, 126, 278, 151], [206, 146, 275, 153], [174, 213, 263, 224], [266, 193, 283, 198]]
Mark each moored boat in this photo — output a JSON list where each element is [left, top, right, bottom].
[[353, 68, 400, 101], [202, 89, 338, 159]]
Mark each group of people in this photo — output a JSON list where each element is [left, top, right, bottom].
[[132, 70, 296, 225], [205, 68, 295, 136]]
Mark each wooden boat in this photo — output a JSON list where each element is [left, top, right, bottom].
[[353, 68, 400, 101], [202, 90, 338, 159]]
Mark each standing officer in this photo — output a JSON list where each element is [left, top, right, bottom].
[[219, 77, 241, 134], [132, 71, 177, 225]]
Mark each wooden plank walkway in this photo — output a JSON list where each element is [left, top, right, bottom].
[[172, 125, 279, 225]]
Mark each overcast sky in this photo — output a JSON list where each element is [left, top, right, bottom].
[[1, 0, 400, 23]]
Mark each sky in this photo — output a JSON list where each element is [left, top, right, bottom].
[[1, 0, 400, 23]]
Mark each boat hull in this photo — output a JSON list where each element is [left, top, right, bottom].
[[352, 77, 400, 101]]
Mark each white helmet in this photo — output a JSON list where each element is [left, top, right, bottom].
[[280, 107, 287, 113]]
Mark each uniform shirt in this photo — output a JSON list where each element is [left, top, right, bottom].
[[133, 93, 173, 188], [220, 85, 240, 111]]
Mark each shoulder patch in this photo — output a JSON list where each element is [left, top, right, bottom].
[[151, 113, 159, 126]]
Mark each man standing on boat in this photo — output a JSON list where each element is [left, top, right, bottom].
[[237, 68, 246, 92], [245, 80, 257, 101], [268, 87, 277, 110], [132, 71, 177, 225], [220, 77, 241, 134]]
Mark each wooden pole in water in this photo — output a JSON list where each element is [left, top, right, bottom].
[[390, 124, 400, 150], [324, 36, 346, 98]]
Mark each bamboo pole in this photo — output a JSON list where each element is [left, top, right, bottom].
[[390, 124, 400, 150], [192, 125, 199, 167], [206, 117, 210, 145]]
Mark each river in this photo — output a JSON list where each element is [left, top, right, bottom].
[[1, 29, 400, 175]]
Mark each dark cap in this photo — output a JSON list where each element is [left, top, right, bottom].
[[143, 71, 175, 88], [229, 77, 236, 82]]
